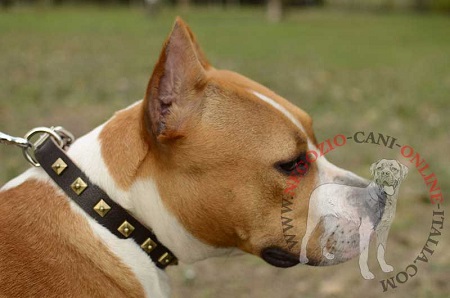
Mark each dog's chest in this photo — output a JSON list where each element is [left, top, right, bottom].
[[381, 196, 397, 222]]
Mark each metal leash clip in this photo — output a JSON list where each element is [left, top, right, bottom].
[[0, 126, 75, 167], [0, 132, 30, 148]]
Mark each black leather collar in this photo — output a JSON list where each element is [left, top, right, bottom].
[[34, 136, 178, 270]]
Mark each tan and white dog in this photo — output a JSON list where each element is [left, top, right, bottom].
[[1, 18, 379, 297]]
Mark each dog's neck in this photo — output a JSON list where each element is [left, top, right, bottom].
[[66, 100, 232, 265], [368, 181, 386, 198]]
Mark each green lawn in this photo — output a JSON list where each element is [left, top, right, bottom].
[[0, 6, 449, 297]]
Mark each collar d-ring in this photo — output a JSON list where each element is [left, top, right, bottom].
[[22, 127, 64, 167]]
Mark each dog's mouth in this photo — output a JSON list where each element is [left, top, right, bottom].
[[379, 178, 397, 195], [382, 180, 391, 186], [377, 176, 393, 186], [261, 247, 299, 268]]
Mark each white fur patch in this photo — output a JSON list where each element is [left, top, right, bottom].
[[67, 124, 133, 209], [65, 124, 167, 297], [128, 178, 232, 264], [69, 200, 170, 297], [251, 90, 306, 134], [1, 167, 48, 191]]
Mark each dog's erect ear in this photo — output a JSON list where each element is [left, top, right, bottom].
[[397, 161, 409, 180], [369, 160, 379, 177], [144, 17, 207, 142], [183, 22, 211, 70]]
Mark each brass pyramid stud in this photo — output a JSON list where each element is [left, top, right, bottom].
[[141, 238, 157, 253], [93, 199, 111, 217], [158, 252, 176, 266], [51, 158, 67, 175], [71, 177, 88, 195], [117, 220, 135, 238]]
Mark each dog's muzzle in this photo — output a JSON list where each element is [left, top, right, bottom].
[[376, 171, 397, 187]]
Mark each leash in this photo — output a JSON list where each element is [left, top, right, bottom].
[[0, 127, 178, 270]]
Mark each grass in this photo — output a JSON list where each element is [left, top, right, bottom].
[[0, 6, 449, 298]]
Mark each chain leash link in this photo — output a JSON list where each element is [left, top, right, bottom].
[[0, 126, 75, 167]]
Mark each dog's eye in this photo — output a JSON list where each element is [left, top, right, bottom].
[[277, 153, 309, 176], [391, 167, 398, 172]]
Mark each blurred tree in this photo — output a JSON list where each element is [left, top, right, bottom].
[[179, 0, 190, 10], [429, 0, 450, 11], [1, 0, 448, 13], [1, 0, 13, 8], [267, 0, 283, 22], [145, 0, 161, 14], [414, 0, 428, 10]]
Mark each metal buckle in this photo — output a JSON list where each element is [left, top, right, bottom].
[[1, 126, 75, 167], [52, 126, 75, 149], [22, 127, 65, 167]]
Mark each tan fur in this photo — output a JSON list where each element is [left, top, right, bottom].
[[98, 19, 321, 259], [0, 180, 145, 297], [100, 104, 150, 189]]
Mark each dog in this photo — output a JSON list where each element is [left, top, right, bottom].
[[365, 159, 408, 278], [299, 159, 408, 279], [1, 17, 384, 297]]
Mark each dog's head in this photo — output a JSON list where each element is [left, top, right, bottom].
[[126, 18, 373, 268], [370, 159, 408, 196]]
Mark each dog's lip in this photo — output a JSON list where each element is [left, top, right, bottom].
[[261, 247, 299, 268], [377, 178, 394, 186]]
